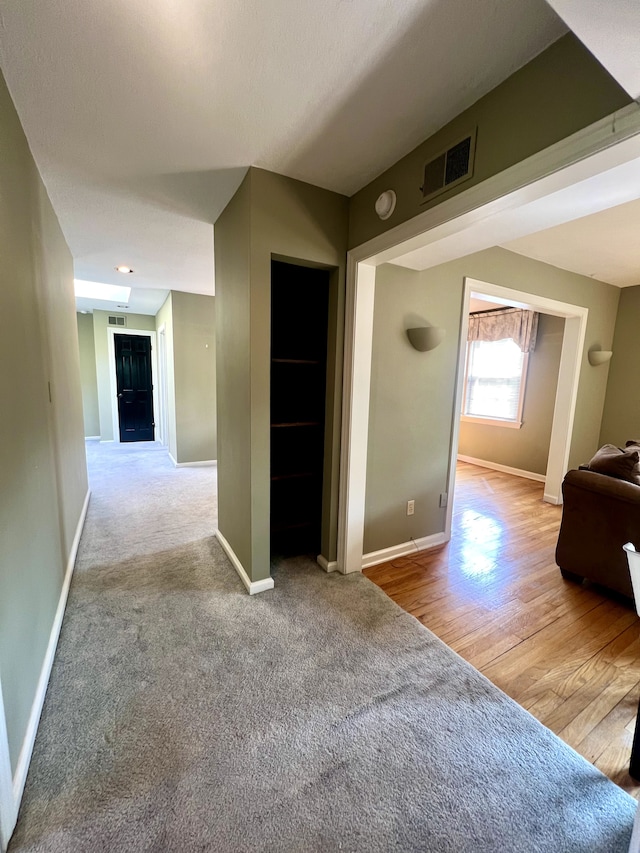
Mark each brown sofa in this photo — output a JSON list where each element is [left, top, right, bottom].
[[555, 468, 638, 599]]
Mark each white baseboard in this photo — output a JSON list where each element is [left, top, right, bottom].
[[168, 452, 216, 468], [84, 435, 100, 441], [543, 491, 562, 505], [457, 454, 546, 483], [317, 555, 338, 573], [9, 488, 90, 833], [99, 439, 114, 444], [0, 680, 13, 852], [362, 531, 448, 569], [215, 529, 274, 595]]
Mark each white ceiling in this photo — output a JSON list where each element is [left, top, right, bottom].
[[0, 0, 565, 300], [503, 198, 640, 288], [545, 0, 640, 99]]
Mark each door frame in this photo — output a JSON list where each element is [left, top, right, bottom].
[[107, 327, 159, 445], [450, 278, 587, 531], [337, 104, 640, 575]]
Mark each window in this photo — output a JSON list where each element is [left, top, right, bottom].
[[462, 337, 528, 428]]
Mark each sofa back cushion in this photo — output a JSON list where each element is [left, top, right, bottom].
[[587, 443, 640, 485]]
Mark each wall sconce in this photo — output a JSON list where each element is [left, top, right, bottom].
[[588, 346, 613, 366], [407, 326, 446, 352]]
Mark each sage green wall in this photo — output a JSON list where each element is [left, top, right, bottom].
[[215, 172, 253, 573], [250, 168, 348, 580], [93, 310, 156, 441], [458, 313, 565, 475], [349, 34, 631, 249], [156, 293, 177, 460], [0, 70, 88, 772], [600, 285, 640, 447], [172, 291, 216, 464], [77, 312, 100, 437], [364, 248, 618, 554], [215, 169, 348, 584]]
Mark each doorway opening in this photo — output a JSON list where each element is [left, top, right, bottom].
[[107, 327, 159, 445], [337, 108, 640, 576]]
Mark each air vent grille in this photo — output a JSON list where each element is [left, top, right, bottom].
[[421, 129, 476, 203], [108, 315, 127, 327]]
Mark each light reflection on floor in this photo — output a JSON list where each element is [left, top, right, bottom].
[[457, 509, 504, 579]]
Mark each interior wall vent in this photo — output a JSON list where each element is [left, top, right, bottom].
[[420, 128, 477, 203], [108, 315, 127, 327]]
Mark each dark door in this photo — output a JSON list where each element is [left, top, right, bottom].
[[115, 334, 155, 442]]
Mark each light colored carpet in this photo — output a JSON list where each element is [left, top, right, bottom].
[[9, 441, 636, 851]]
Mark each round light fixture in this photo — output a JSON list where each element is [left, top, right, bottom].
[[115, 265, 134, 274], [374, 189, 396, 221]]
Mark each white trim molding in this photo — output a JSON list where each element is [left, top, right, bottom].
[[457, 455, 546, 483], [0, 680, 13, 853], [215, 530, 274, 595], [317, 555, 338, 573], [84, 435, 100, 441], [0, 489, 90, 848], [168, 454, 217, 468], [362, 532, 448, 569]]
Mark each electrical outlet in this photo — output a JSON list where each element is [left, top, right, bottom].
[[407, 499, 415, 516], [439, 492, 448, 508]]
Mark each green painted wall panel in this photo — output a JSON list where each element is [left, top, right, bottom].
[[349, 35, 631, 249], [77, 313, 100, 437]]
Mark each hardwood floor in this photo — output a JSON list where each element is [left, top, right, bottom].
[[364, 461, 640, 798]]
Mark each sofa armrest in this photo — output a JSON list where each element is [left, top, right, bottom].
[[555, 469, 640, 598]]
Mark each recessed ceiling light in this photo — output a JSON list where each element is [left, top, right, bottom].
[[74, 279, 131, 303], [116, 265, 134, 274]]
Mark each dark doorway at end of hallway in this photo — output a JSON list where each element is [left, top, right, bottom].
[[114, 333, 155, 442]]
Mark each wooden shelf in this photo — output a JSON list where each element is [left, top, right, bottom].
[[271, 520, 314, 534], [272, 358, 320, 365], [271, 421, 320, 428], [271, 472, 315, 482]]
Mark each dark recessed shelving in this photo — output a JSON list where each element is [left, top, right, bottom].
[[270, 260, 330, 557]]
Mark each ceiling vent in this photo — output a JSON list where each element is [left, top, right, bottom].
[[108, 315, 127, 327], [420, 129, 477, 203]]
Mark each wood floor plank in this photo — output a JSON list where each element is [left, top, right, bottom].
[[364, 461, 640, 798]]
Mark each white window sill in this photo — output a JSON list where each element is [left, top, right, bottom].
[[461, 415, 522, 429]]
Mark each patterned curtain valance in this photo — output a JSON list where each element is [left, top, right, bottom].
[[467, 308, 539, 353]]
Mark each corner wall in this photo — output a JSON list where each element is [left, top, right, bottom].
[[215, 168, 348, 586], [76, 313, 100, 437], [600, 285, 640, 446], [172, 292, 216, 464]]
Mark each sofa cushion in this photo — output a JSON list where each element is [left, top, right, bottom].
[[587, 444, 640, 484]]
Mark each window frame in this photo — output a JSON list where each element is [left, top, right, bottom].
[[460, 338, 529, 429]]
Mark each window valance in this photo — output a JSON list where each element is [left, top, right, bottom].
[[467, 308, 538, 353]]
